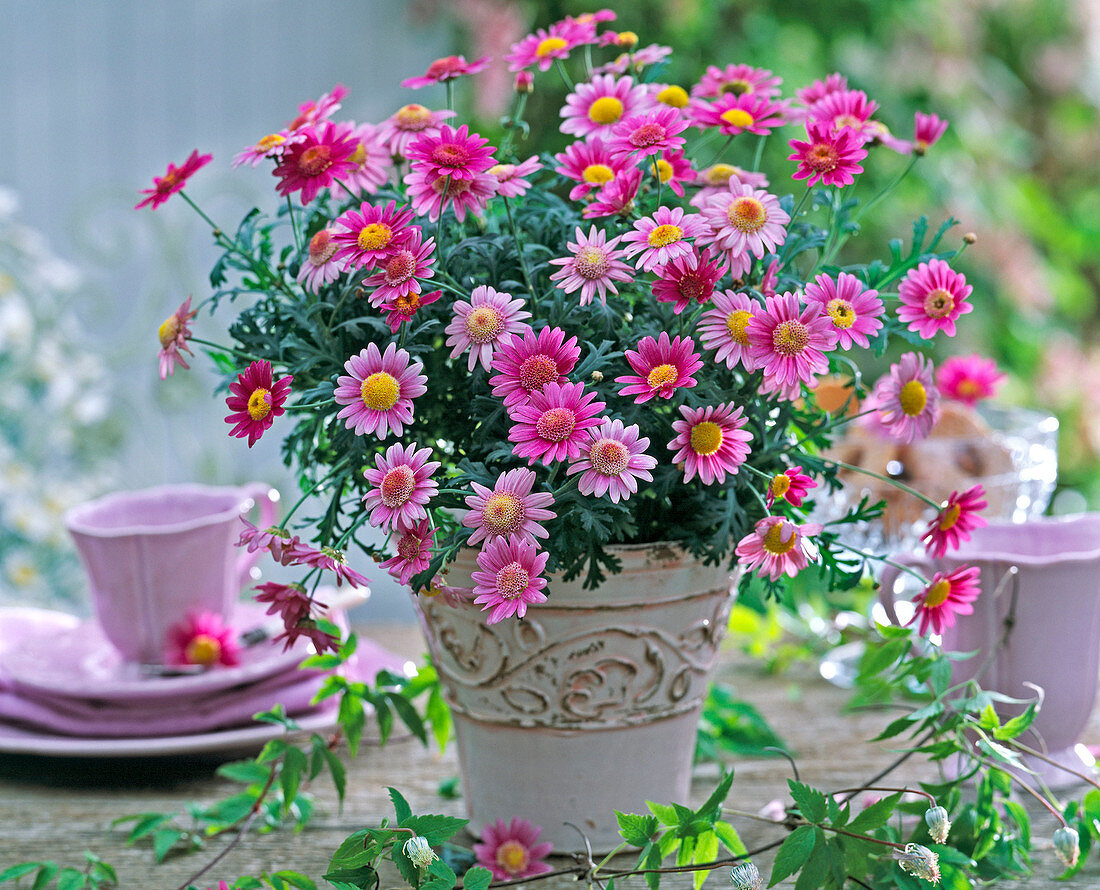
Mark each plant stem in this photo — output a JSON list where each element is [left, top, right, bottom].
[[752, 133, 768, 171], [817, 457, 941, 510], [502, 195, 538, 302], [286, 196, 303, 253], [829, 540, 929, 585], [189, 337, 264, 363], [703, 133, 735, 168], [554, 58, 574, 90], [282, 459, 350, 526], [445, 80, 455, 113]]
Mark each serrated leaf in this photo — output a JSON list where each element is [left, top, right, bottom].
[[217, 760, 273, 785], [994, 701, 1038, 740], [30, 864, 59, 890], [695, 770, 734, 821], [55, 868, 86, 890], [427, 686, 452, 750], [617, 812, 659, 847], [461, 866, 493, 890], [691, 830, 718, 890], [389, 787, 413, 824], [769, 825, 816, 887], [846, 792, 902, 834], [321, 866, 378, 890], [123, 812, 171, 843], [428, 856, 457, 886], [271, 870, 318, 890], [787, 780, 827, 824], [712, 821, 746, 856], [792, 828, 828, 890], [322, 745, 347, 803], [0, 863, 40, 883], [647, 801, 679, 826], [401, 814, 469, 846], [386, 691, 428, 744], [152, 828, 185, 862], [392, 845, 421, 888], [281, 745, 308, 810]]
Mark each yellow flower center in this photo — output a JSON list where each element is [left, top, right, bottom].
[[588, 96, 625, 125], [396, 103, 432, 129], [719, 79, 752, 96], [770, 473, 791, 498], [923, 579, 952, 609], [923, 288, 955, 318], [158, 315, 181, 349], [615, 31, 639, 48], [360, 372, 401, 410], [483, 492, 526, 535], [349, 142, 367, 166], [358, 223, 393, 252], [726, 309, 753, 345], [647, 363, 679, 389], [656, 85, 690, 108], [647, 224, 683, 248], [185, 634, 222, 667], [727, 196, 766, 232], [826, 298, 856, 328], [590, 438, 631, 476], [582, 163, 615, 185], [762, 522, 798, 555], [772, 320, 810, 357], [721, 108, 755, 129], [247, 388, 272, 421], [651, 158, 674, 183], [536, 36, 568, 58], [256, 133, 286, 152], [702, 163, 739, 186], [939, 502, 962, 531], [899, 380, 927, 417], [488, 163, 516, 179], [689, 420, 724, 456], [464, 305, 506, 343], [956, 379, 982, 398], [496, 839, 531, 875], [393, 291, 422, 315]]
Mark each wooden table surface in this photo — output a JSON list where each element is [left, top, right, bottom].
[[1, 623, 1097, 889]]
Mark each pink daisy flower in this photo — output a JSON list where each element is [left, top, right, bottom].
[[361, 229, 436, 308], [608, 106, 689, 160], [795, 73, 848, 107], [809, 89, 880, 143], [788, 120, 868, 188], [617, 332, 703, 403], [621, 205, 708, 272], [699, 181, 789, 259], [157, 297, 197, 379], [297, 228, 342, 293], [548, 226, 633, 306], [338, 122, 392, 196], [401, 54, 492, 89], [362, 442, 440, 533], [135, 149, 213, 210], [668, 402, 753, 485], [237, 520, 303, 567], [509, 381, 607, 465], [404, 168, 498, 223], [233, 131, 291, 168], [553, 136, 627, 200], [735, 516, 823, 581], [333, 342, 427, 439], [406, 124, 496, 182], [286, 84, 348, 132], [921, 485, 988, 558], [908, 565, 982, 637], [897, 258, 973, 338], [462, 468, 556, 546], [652, 248, 725, 314], [474, 817, 554, 880], [760, 258, 781, 298], [471, 536, 550, 624], [380, 288, 442, 334], [689, 93, 789, 137], [332, 200, 416, 272], [802, 272, 884, 349], [273, 122, 358, 205], [165, 612, 241, 668], [647, 149, 695, 197], [693, 64, 783, 100], [560, 74, 653, 138], [690, 163, 769, 209], [506, 24, 581, 72], [593, 44, 672, 76], [583, 168, 643, 218], [913, 112, 949, 153], [489, 325, 581, 410], [874, 352, 941, 443], [697, 290, 761, 371], [935, 354, 1006, 406], [380, 518, 437, 586], [567, 418, 656, 502], [766, 466, 817, 508], [445, 285, 531, 372], [864, 120, 913, 154], [252, 581, 313, 636], [489, 156, 542, 198], [746, 292, 836, 397], [224, 360, 292, 447], [377, 104, 456, 159], [292, 545, 371, 589]]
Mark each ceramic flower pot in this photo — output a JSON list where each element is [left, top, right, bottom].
[[412, 542, 738, 853]]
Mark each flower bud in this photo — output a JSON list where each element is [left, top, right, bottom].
[[590, 370, 604, 383], [924, 805, 951, 844], [1054, 826, 1080, 868], [894, 844, 940, 884], [403, 835, 438, 869], [514, 71, 534, 94], [963, 232, 977, 244], [728, 861, 762, 890], [616, 31, 639, 49]]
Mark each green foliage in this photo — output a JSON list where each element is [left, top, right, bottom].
[[0, 853, 117, 889]]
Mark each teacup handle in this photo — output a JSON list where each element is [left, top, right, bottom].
[[235, 483, 279, 591], [877, 552, 931, 627]]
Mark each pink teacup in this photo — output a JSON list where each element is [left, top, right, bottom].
[[65, 483, 278, 665]]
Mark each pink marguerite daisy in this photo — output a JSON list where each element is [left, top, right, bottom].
[[735, 516, 822, 581], [913, 112, 949, 153], [908, 565, 982, 637], [935, 354, 1005, 406], [699, 181, 789, 259], [333, 342, 428, 439], [553, 136, 627, 200], [921, 485, 988, 558], [874, 351, 941, 443], [237, 519, 304, 567], [361, 229, 436, 308], [489, 325, 581, 410], [697, 290, 761, 371], [401, 55, 492, 89], [795, 73, 848, 107], [361, 442, 441, 533], [273, 122, 358, 205], [746, 292, 836, 396], [286, 84, 348, 132], [617, 332, 703, 403], [802, 272, 884, 349], [404, 167, 498, 223], [689, 93, 789, 137], [224, 360, 292, 447], [338, 122, 392, 196], [809, 89, 880, 143], [135, 149, 213, 210], [788, 120, 868, 188], [548, 226, 634, 306], [406, 124, 496, 182], [693, 63, 783, 100], [489, 156, 542, 198], [620, 205, 708, 272], [471, 536, 550, 624], [567, 418, 656, 503], [766, 466, 817, 508], [474, 817, 554, 880], [165, 612, 241, 668], [157, 297, 197, 379], [445, 285, 531, 372], [297, 228, 342, 293], [592, 43, 672, 77], [897, 258, 973, 339], [506, 23, 581, 72], [252, 581, 313, 639], [509, 381, 607, 465], [648, 149, 695, 197], [462, 467, 556, 546], [380, 288, 442, 334], [652, 248, 725, 314], [583, 167, 643, 218], [377, 104, 456, 159], [559, 74, 653, 138], [332, 200, 417, 272], [292, 544, 371, 589], [233, 131, 290, 168], [668, 402, 753, 485], [608, 106, 689, 161], [690, 162, 769, 209], [380, 518, 437, 586]]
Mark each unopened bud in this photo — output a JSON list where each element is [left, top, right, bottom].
[[1054, 826, 1080, 868], [924, 805, 951, 844], [403, 836, 437, 869], [514, 71, 534, 94], [616, 31, 639, 49], [963, 232, 977, 244], [590, 370, 603, 383], [623, 312, 633, 323], [728, 861, 762, 890]]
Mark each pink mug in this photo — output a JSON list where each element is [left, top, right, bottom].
[[65, 483, 278, 665], [879, 514, 1100, 786]]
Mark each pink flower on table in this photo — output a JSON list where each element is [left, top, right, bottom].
[[583, 168, 643, 218], [274, 121, 358, 205], [668, 402, 753, 485], [404, 167, 498, 223], [690, 163, 769, 209], [165, 612, 240, 668], [617, 332, 703, 403], [766, 467, 817, 508], [548, 226, 633, 307], [506, 23, 582, 72], [362, 442, 440, 533], [808, 89, 879, 143], [736, 516, 823, 581], [795, 73, 848, 107], [509, 381, 607, 465], [157, 297, 197, 379], [935, 354, 1005, 406], [286, 84, 348, 132], [559, 74, 653, 138], [692, 64, 783, 100], [652, 247, 724, 314], [401, 54, 492, 89], [445, 285, 531, 372], [334, 342, 427, 439], [472, 536, 550, 624], [897, 258, 973, 339], [689, 93, 789, 137], [788, 120, 868, 188], [297, 228, 342, 293], [874, 352, 940, 443], [332, 200, 417, 272], [746, 292, 836, 398], [489, 325, 581, 411], [233, 131, 291, 168], [648, 149, 695, 197], [621, 205, 707, 272], [224, 360, 292, 447], [553, 136, 627, 200], [361, 229, 436, 308], [135, 149, 212, 210], [380, 518, 437, 586], [462, 467, 556, 545], [699, 181, 789, 259], [567, 418, 656, 503], [908, 565, 982, 637], [489, 156, 542, 198], [377, 104, 456, 159], [697, 290, 761, 371], [405, 124, 496, 182], [380, 288, 442, 334], [913, 112, 949, 153], [802, 272, 884, 349], [338, 122, 392, 196], [921, 485, 988, 558], [608, 106, 689, 160], [474, 817, 554, 880]]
